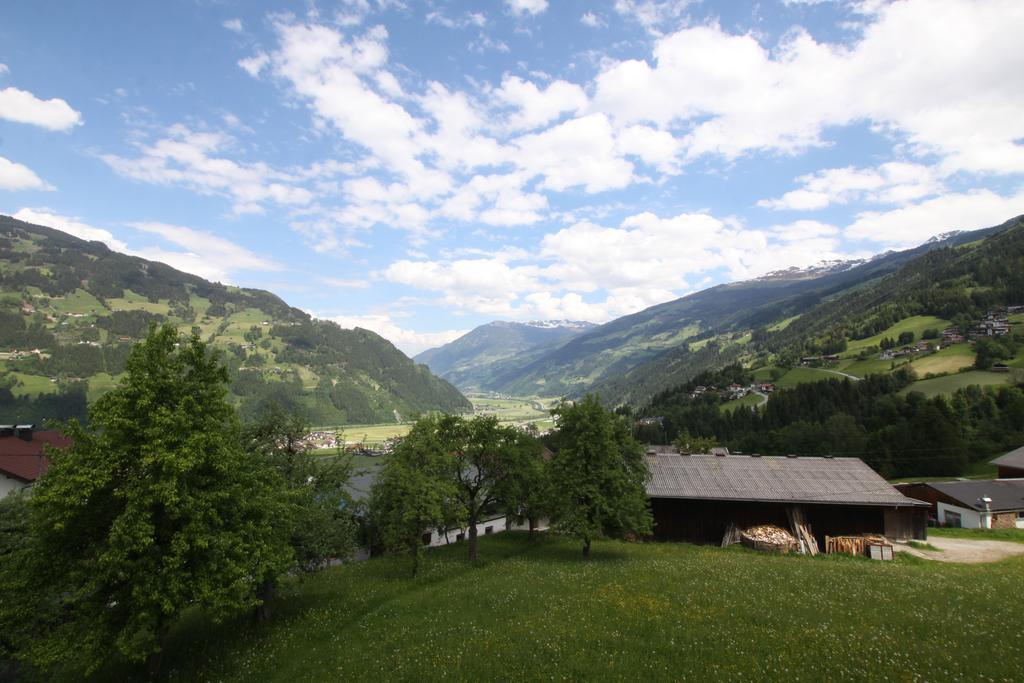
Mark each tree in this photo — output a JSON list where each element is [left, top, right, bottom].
[[673, 429, 719, 455], [1, 325, 292, 677], [437, 415, 543, 561], [369, 415, 456, 577], [547, 396, 653, 559], [242, 404, 357, 620]]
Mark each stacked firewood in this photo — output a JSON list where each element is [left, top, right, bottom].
[[744, 524, 796, 544]]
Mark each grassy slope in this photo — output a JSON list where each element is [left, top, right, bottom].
[[844, 315, 950, 356], [929, 527, 1024, 544], [900, 370, 1015, 397], [98, 533, 1024, 682]]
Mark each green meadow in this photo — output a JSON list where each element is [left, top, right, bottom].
[[92, 532, 1024, 682]]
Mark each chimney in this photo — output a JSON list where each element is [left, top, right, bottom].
[[978, 496, 993, 530], [15, 424, 34, 441], [710, 447, 729, 457]]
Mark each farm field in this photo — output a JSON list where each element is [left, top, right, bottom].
[[468, 395, 557, 424], [907, 343, 975, 376], [96, 533, 1024, 682], [900, 370, 1016, 397]]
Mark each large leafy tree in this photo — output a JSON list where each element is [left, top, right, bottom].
[[242, 404, 357, 620], [2, 325, 292, 677], [437, 415, 543, 561], [369, 415, 456, 577], [547, 395, 652, 559]]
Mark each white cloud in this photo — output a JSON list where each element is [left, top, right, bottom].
[[0, 86, 82, 131], [0, 157, 53, 191], [759, 162, 944, 210], [613, 0, 691, 35], [327, 312, 468, 356], [12, 209, 127, 251], [515, 114, 635, 193], [0, 64, 8, 75], [593, 0, 1024, 173], [493, 75, 587, 132], [845, 189, 1024, 248], [505, 0, 548, 16], [318, 277, 370, 289], [101, 124, 314, 214], [380, 209, 870, 324], [238, 53, 270, 78], [128, 222, 282, 276], [223, 18, 243, 33], [580, 12, 605, 28]]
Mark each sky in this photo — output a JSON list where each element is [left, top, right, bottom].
[[1, 0, 1023, 356]]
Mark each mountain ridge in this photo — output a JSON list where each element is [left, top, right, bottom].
[[0, 214, 471, 425]]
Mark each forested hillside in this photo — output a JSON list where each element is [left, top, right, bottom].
[[480, 217, 1019, 404], [414, 320, 594, 390], [638, 366, 1024, 478], [0, 215, 470, 425]]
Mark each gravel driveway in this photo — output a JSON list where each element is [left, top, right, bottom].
[[895, 536, 1024, 563]]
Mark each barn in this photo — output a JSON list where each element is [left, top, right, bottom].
[[646, 451, 928, 546]]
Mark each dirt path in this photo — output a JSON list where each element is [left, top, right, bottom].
[[894, 536, 1024, 563]]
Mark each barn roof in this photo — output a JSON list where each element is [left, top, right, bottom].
[[992, 445, 1024, 470], [645, 453, 928, 507], [927, 479, 1024, 512]]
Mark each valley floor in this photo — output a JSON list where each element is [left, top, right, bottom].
[[94, 532, 1024, 682]]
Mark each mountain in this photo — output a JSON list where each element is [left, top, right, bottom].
[[0, 215, 471, 425], [481, 215, 1023, 405], [414, 320, 595, 391]]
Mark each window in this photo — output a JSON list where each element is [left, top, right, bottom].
[[1017, 511, 1024, 520], [421, 532, 432, 545], [456, 532, 465, 542], [485, 526, 494, 535], [944, 510, 962, 528]]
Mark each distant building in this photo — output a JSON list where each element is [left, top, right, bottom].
[[895, 480, 1024, 529], [0, 425, 71, 497]]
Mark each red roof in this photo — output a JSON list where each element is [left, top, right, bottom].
[[0, 431, 70, 483]]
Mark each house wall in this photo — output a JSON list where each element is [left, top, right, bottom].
[[0, 474, 26, 498], [990, 511, 1023, 529], [423, 515, 547, 548], [936, 502, 982, 528]]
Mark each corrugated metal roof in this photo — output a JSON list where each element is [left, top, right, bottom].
[[645, 453, 928, 507], [992, 445, 1024, 470], [928, 479, 1024, 512]]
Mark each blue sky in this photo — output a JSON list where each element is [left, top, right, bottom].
[[1, 0, 1023, 355]]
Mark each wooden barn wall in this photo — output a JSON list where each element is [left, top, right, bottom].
[[649, 499, 923, 545]]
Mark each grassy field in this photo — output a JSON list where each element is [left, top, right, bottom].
[[48, 288, 103, 315], [8, 372, 58, 397], [900, 370, 1016, 397], [907, 343, 975, 376], [844, 315, 951, 356], [469, 396, 550, 422], [95, 533, 1024, 682]]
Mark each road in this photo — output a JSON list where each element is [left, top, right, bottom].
[[894, 536, 1024, 563]]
